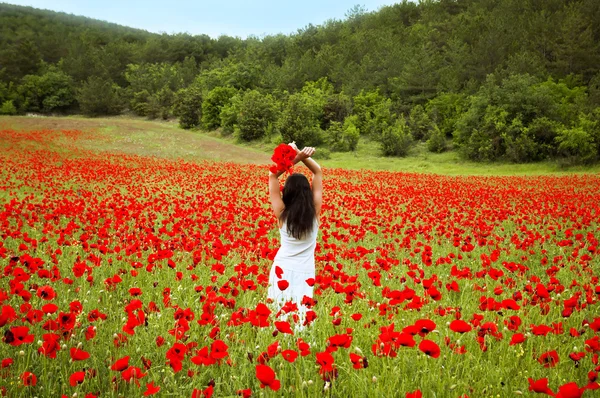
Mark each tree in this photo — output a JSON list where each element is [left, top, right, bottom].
[[235, 90, 278, 141], [202, 86, 237, 130], [77, 76, 123, 116], [17, 66, 75, 113], [278, 92, 323, 147], [173, 85, 203, 129], [380, 117, 413, 157]]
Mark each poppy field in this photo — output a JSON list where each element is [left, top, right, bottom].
[[0, 127, 599, 398]]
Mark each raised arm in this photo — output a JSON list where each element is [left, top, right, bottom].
[[268, 144, 307, 218], [301, 154, 322, 216]]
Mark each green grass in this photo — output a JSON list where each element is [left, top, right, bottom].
[[2, 115, 600, 175]]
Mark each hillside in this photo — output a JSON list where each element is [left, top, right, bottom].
[[1, 1, 600, 166]]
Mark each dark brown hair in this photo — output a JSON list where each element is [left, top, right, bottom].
[[280, 173, 315, 240]]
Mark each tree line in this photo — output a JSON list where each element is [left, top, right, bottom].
[[1, 0, 600, 164]]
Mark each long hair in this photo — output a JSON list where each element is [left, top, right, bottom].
[[280, 173, 315, 240]]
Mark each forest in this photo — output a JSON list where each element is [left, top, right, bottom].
[[1, 0, 600, 164]]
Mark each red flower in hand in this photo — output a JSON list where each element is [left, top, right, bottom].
[[271, 144, 296, 174]]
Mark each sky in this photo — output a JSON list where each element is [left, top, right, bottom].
[[5, 0, 400, 38]]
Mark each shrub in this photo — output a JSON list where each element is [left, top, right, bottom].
[[555, 126, 597, 164], [0, 100, 17, 115], [219, 94, 241, 135], [278, 92, 323, 147], [235, 90, 278, 141], [77, 77, 123, 117], [408, 104, 433, 141], [173, 85, 203, 129], [202, 86, 237, 130], [380, 118, 413, 157], [426, 124, 446, 153], [502, 118, 538, 163]]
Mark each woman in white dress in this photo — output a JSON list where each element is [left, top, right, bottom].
[[267, 144, 322, 327]]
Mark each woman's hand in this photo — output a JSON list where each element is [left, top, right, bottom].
[[298, 146, 315, 160], [289, 142, 300, 153]]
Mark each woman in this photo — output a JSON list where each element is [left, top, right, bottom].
[[267, 144, 322, 327]]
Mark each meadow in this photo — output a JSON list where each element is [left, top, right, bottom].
[[0, 116, 599, 397]]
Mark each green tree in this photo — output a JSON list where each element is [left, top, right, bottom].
[[77, 76, 123, 116], [380, 117, 413, 157], [278, 92, 323, 147], [202, 86, 237, 130], [426, 124, 447, 153], [173, 85, 203, 129], [17, 66, 75, 113], [408, 104, 433, 141], [555, 126, 597, 164], [235, 90, 278, 141], [0, 100, 17, 115]]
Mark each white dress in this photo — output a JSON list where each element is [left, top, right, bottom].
[[267, 218, 318, 320]]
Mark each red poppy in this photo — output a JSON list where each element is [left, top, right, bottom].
[[555, 382, 583, 398], [111, 356, 130, 372], [528, 378, 554, 395], [70, 347, 90, 361], [36, 286, 56, 300], [4, 326, 34, 346], [255, 364, 280, 391], [449, 320, 472, 333], [275, 266, 283, 279], [143, 381, 161, 396], [406, 390, 422, 398], [21, 371, 37, 386], [418, 340, 441, 358], [281, 349, 298, 363], [509, 333, 526, 345], [538, 350, 560, 368], [277, 280, 289, 291], [69, 371, 85, 387]]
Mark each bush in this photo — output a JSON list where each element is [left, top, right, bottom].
[[426, 124, 446, 153], [313, 148, 331, 160], [408, 104, 433, 141], [278, 92, 323, 147], [343, 116, 360, 151], [380, 118, 413, 157], [502, 118, 538, 163], [18, 66, 75, 113], [0, 100, 17, 115], [555, 126, 597, 164], [219, 94, 241, 135], [77, 77, 123, 117], [202, 86, 237, 130], [235, 90, 278, 141], [426, 92, 467, 137], [173, 85, 203, 129]]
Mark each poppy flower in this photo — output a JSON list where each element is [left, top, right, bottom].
[[69, 371, 85, 387], [36, 286, 56, 300], [406, 390, 422, 398], [509, 333, 526, 345], [275, 266, 283, 279], [528, 378, 554, 395], [143, 381, 161, 396], [281, 349, 298, 363], [538, 350, 559, 368], [274, 321, 293, 335], [555, 382, 583, 398], [418, 340, 441, 358], [21, 371, 37, 386], [277, 280, 289, 291], [70, 347, 90, 361], [4, 326, 34, 346], [111, 356, 130, 371], [450, 320, 472, 333], [255, 364, 280, 391]]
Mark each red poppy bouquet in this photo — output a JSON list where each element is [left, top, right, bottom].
[[269, 143, 296, 174]]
